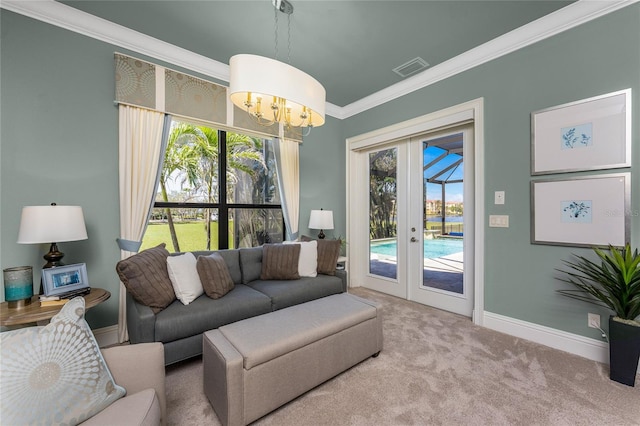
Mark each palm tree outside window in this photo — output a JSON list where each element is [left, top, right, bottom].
[[142, 119, 283, 252]]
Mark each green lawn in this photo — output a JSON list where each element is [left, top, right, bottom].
[[141, 221, 233, 252]]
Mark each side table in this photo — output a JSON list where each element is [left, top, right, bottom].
[[0, 288, 110, 327], [337, 256, 349, 291]]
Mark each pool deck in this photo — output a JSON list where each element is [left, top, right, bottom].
[[369, 252, 463, 294], [424, 251, 463, 273]]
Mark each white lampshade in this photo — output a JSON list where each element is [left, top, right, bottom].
[[308, 209, 334, 230], [17, 205, 88, 244], [229, 54, 326, 127]]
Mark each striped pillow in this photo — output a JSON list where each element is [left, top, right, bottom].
[[260, 244, 301, 280], [196, 253, 235, 299], [116, 243, 176, 313]]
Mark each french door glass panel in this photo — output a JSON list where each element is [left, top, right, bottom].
[[369, 148, 398, 280]]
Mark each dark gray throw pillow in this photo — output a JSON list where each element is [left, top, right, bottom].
[[115, 243, 176, 313], [260, 244, 301, 280], [196, 253, 235, 299]]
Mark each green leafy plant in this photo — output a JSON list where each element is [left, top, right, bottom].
[[557, 244, 640, 323]]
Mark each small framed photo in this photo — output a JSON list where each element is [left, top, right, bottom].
[[42, 263, 90, 297], [531, 89, 631, 175], [531, 173, 630, 248]]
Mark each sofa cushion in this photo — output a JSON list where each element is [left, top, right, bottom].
[[116, 243, 176, 313], [154, 284, 272, 343], [240, 247, 263, 284], [197, 253, 235, 299], [248, 275, 343, 311], [215, 249, 242, 284], [260, 243, 301, 280], [283, 240, 318, 277], [167, 252, 203, 305], [0, 298, 126, 425]]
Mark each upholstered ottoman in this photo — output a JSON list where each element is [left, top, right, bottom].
[[203, 293, 383, 426]]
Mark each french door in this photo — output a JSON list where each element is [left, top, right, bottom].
[[348, 117, 476, 318], [408, 126, 474, 316]]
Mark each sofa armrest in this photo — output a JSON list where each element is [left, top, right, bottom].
[[126, 292, 156, 343], [102, 343, 166, 426], [335, 269, 347, 292]]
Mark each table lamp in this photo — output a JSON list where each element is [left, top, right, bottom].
[[308, 209, 334, 239], [17, 203, 88, 268]]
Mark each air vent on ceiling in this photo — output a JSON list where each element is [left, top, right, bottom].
[[392, 57, 430, 78]]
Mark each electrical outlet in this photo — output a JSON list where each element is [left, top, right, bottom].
[[588, 313, 600, 329]]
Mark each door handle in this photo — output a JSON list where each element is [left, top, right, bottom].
[[411, 237, 418, 242]]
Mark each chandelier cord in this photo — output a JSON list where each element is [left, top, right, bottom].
[[274, 6, 279, 61], [287, 13, 292, 64]]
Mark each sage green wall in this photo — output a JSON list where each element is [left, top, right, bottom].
[[342, 5, 639, 339], [0, 10, 343, 328], [1, 11, 120, 328], [299, 115, 346, 240]]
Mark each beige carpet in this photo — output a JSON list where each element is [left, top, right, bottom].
[[165, 288, 640, 425]]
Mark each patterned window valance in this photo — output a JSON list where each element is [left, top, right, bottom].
[[114, 53, 303, 142]]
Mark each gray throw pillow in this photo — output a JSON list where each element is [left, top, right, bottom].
[[115, 243, 176, 313], [260, 244, 301, 280], [197, 253, 235, 299]]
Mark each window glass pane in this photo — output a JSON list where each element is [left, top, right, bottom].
[[369, 148, 398, 279], [146, 118, 283, 251], [142, 208, 220, 253], [227, 135, 280, 205], [231, 208, 284, 248], [161, 120, 220, 204]]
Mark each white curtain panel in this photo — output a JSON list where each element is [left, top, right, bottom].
[[117, 105, 166, 343], [274, 138, 300, 241]]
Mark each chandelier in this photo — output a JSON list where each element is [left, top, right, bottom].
[[228, 0, 326, 133]]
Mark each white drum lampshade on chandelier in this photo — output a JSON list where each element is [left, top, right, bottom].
[[229, 54, 326, 129], [228, 0, 326, 131]]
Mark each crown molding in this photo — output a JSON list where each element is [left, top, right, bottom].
[[339, 0, 638, 119], [1, 0, 230, 82], [2, 0, 636, 121]]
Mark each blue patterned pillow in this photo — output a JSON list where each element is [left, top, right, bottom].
[[0, 297, 125, 425]]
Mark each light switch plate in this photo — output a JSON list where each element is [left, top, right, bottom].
[[494, 191, 505, 205], [489, 215, 509, 228]]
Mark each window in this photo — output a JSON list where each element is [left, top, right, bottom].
[[141, 119, 283, 252]]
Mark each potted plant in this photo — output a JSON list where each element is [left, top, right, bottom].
[[557, 243, 640, 386]]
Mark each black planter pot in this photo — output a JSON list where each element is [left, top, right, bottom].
[[608, 316, 640, 387]]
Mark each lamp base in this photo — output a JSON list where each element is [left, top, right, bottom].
[[318, 230, 326, 239], [39, 243, 65, 294], [43, 242, 65, 269]]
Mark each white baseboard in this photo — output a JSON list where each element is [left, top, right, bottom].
[[93, 325, 120, 348], [484, 311, 609, 365]]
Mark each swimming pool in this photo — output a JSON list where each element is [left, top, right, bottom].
[[371, 238, 463, 259]]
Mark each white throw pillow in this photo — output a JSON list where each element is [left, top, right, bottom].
[[0, 298, 126, 425], [167, 252, 204, 305], [284, 240, 318, 277]]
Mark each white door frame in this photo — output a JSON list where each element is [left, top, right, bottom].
[[346, 98, 485, 325]]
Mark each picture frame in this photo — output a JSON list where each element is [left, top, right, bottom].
[[531, 88, 631, 175], [42, 263, 90, 297], [531, 173, 630, 248]]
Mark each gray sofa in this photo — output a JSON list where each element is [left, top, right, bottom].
[[126, 247, 346, 365]]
